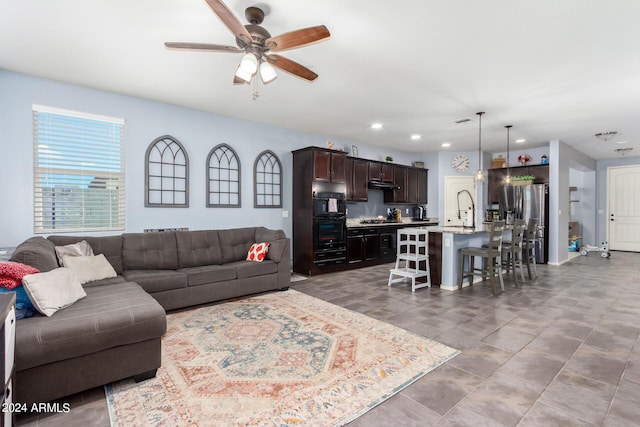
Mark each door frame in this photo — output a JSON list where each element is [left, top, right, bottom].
[[607, 164, 640, 252], [444, 176, 476, 227]]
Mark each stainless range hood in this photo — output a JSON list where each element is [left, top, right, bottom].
[[368, 179, 400, 190]]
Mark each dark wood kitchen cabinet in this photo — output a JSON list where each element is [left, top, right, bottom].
[[488, 164, 549, 204], [368, 161, 394, 182], [406, 168, 419, 204], [384, 165, 408, 203], [417, 168, 428, 204], [345, 158, 369, 201], [292, 147, 348, 276], [313, 149, 346, 183], [347, 228, 379, 264]]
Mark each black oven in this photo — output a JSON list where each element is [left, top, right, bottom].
[[313, 217, 346, 251], [313, 192, 346, 217]]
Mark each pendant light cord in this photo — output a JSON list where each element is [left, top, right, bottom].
[[505, 125, 512, 176], [477, 111, 485, 171]]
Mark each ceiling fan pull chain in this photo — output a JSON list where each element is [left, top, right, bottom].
[[252, 74, 260, 100]]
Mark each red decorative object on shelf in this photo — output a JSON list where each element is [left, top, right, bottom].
[[518, 154, 531, 166]]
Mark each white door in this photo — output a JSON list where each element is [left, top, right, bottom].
[[608, 165, 640, 252], [444, 176, 476, 226]]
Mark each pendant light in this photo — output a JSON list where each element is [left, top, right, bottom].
[[473, 111, 487, 184], [504, 125, 512, 185]]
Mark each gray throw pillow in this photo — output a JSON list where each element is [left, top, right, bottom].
[[54, 240, 94, 265]]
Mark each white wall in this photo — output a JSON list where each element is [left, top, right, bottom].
[[0, 70, 417, 248]]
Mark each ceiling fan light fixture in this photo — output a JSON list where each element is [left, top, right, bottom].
[[240, 52, 258, 74], [259, 61, 277, 84], [595, 131, 618, 142], [234, 65, 252, 84]]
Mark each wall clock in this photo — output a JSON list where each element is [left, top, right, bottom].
[[451, 154, 470, 173]]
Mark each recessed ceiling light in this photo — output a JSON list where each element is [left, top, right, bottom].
[[371, 123, 383, 130], [441, 142, 451, 148], [515, 139, 526, 143], [411, 134, 421, 140]]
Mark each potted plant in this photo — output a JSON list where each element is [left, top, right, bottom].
[[385, 156, 393, 162], [511, 174, 535, 186]]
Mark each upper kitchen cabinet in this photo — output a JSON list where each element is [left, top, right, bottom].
[[368, 161, 394, 182], [313, 148, 346, 183], [413, 168, 428, 204], [346, 157, 369, 201], [384, 165, 408, 203], [487, 164, 549, 204], [383, 165, 428, 204]]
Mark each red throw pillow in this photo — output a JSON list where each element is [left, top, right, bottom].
[[0, 261, 40, 290], [246, 242, 270, 262]]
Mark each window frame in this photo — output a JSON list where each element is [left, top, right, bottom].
[[145, 135, 190, 208], [253, 150, 283, 208], [32, 104, 125, 233], [206, 143, 241, 208]]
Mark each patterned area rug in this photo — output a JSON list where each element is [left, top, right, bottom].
[[106, 290, 458, 426]]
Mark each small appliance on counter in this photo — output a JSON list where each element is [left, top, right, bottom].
[[413, 205, 428, 220]]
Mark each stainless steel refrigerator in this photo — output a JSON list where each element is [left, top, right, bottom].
[[499, 184, 549, 263]]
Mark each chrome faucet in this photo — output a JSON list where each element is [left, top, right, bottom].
[[457, 189, 475, 228]]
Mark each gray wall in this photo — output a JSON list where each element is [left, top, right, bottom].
[[0, 70, 421, 247]]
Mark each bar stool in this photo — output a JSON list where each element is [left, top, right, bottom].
[[524, 218, 539, 279], [458, 220, 506, 296], [501, 219, 527, 286]]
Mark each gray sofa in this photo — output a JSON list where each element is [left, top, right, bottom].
[[10, 227, 290, 405]]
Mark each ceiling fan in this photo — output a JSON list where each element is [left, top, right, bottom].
[[165, 0, 330, 90]]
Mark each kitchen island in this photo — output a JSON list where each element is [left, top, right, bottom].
[[404, 225, 492, 291]]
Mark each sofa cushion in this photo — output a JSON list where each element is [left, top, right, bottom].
[[228, 260, 278, 279], [122, 232, 178, 270], [10, 237, 58, 272], [15, 281, 166, 371], [22, 268, 86, 317], [83, 275, 127, 288], [177, 264, 236, 286], [175, 230, 223, 268], [121, 269, 187, 293], [54, 240, 94, 265], [246, 242, 270, 262], [218, 228, 256, 264], [255, 227, 288, 263], [48, 235, 124, 274], [62, 254, 118, 285]]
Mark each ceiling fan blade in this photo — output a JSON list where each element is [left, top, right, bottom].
[[265, 54, 318, 81], [266, 25, 330, 52], [204, 0, 252, 44], [165, 42, 242, 53]]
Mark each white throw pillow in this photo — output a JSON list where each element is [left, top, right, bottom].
[[22, 267, 87, 317], [62, 254, 117, 285], [54, 240, 94, 265]]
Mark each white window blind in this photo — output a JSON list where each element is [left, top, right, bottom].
[[33, 105, 125, 233]]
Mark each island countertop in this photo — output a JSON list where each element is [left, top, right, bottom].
[[411, 226, 491, 235]]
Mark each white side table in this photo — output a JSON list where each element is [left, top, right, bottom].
[[388, 228, 431, 292]]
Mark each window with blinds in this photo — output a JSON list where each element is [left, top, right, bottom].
[[33, 105, 125, 233]]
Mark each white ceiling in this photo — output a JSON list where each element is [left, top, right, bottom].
[[2, 0, 639, 159]]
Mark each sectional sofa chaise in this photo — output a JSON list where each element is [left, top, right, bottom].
[[10, 226, 290, 405]]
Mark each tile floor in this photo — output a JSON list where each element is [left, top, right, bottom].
[[17, 251, 640, 426]]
